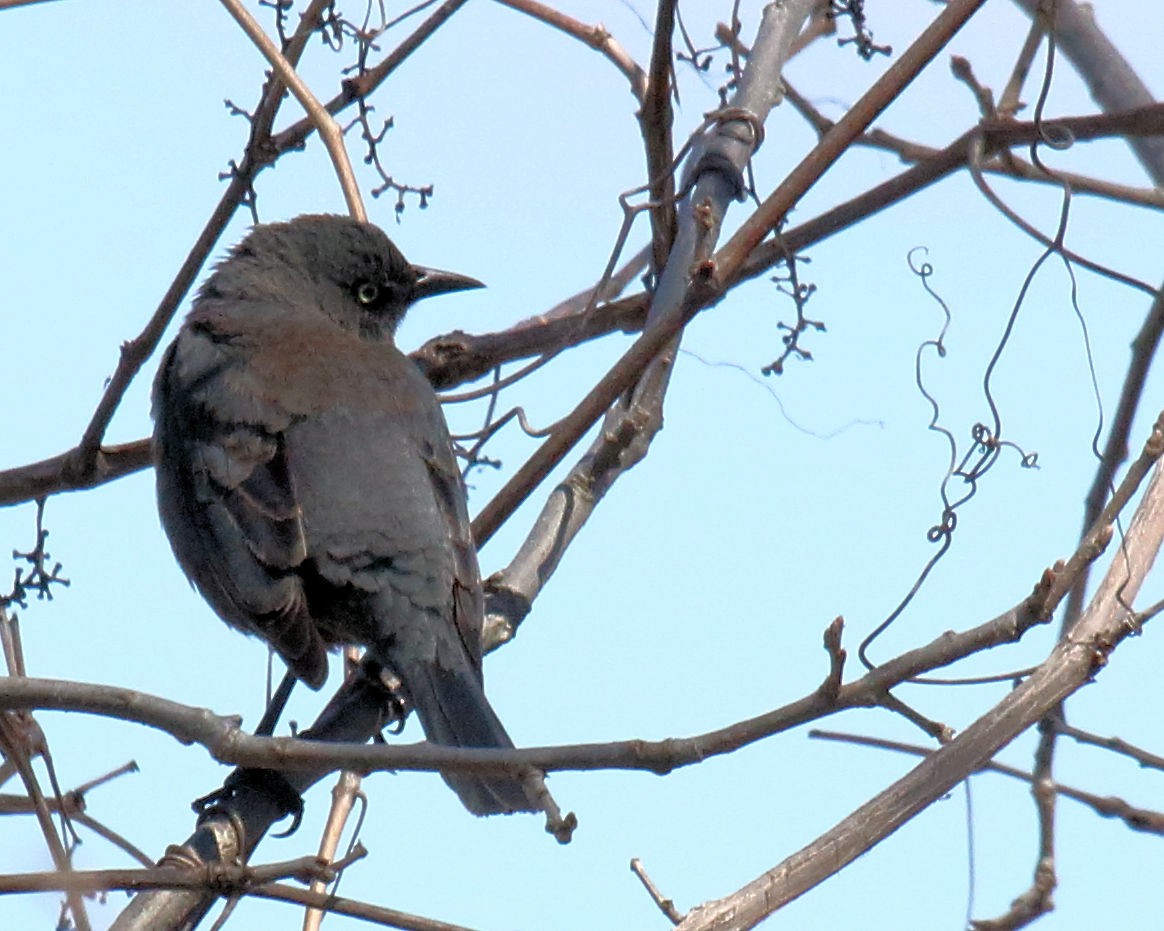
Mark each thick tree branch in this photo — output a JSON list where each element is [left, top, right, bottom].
[[1012, 0, 1164, 180], [1001, 5, 1164, 923], [3, 402, 1154, 780], [480, 0, 817, 642], [715, 0, 991, 279]]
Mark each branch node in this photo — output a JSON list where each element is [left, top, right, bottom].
[[817, 616, 846, 702]]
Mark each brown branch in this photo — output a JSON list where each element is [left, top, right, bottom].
[[304, 769, 363, 931], [0, 760, 150, 866], [0, 714, 90, 931], [269, 0, 472, 160], [997, 6, 1047, 117], [966, 135, 1155, 294], [0, 856, 332, 894], [784, 81, 1164, 211], [251, 880, 481, 931], [1051, 719, 1164, 772], [51, 0, 333, 499], [641, 0, 677, 269], [631, 857, 685, 925], [0, 865, 479, 931], [739, 103, 1164, 284], [218, 0, 365, 220], [1012, 0, 1164, 181], [971, 714, 1059, 930], [809, 730, 1164, 836], [811, 725, 1163, 930], [417, 293, 650, 391], [673, 452, 1164, 931], [0, 585, 1053, 777], [466, 282, 710, 547], [5, 104, 1163, 512], [715, 0, 992, 281], [492, 0, 646, 101], [997, 154, 1164, 211], [0, 440, 152, 509], [0, 470, 1142, 784]]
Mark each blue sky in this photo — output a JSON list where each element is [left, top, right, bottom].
[[2, 2, 1163, 928]]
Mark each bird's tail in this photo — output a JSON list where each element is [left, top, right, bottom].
[[401, 660, 539, 816]]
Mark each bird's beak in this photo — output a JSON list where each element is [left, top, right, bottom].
[[409, 265, 485, 302]]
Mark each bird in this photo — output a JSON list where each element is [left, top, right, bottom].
[[152, 214, 537, 816]]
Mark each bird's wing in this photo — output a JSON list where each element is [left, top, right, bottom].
[[420, 440, 487, 673], [153, 306, 329, 687], [269, 345, 487, 678]]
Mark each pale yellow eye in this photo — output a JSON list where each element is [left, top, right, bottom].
[[355, 281, 381, 305]]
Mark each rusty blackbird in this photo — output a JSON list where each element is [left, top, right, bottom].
[[153, 214, 537, 816]]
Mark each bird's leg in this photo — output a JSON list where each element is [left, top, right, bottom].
[[336, 654, 411, 738], [370, 662, 411, 736]]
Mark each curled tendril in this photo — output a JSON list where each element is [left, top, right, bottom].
[[906, 246, 933, 279], [704, 106, 767, 153], [1039, 121, 1075, 152], [858, 250, 1040, 673], [927, 510, 957, 544]]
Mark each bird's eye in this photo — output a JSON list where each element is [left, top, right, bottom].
[[355, 281, 381, 306]]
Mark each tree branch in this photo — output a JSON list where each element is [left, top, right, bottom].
[[674, 451, 1164, 930]]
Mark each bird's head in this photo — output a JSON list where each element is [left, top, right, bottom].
[[209, 214, 483, 340]]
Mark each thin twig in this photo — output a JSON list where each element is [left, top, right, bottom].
[[809, 729, 1164, 835], [631, 857, 685, 924], [493, 0, 646, 101], [218, 0, 365, 220], [641, 0, 678, 269], [1051, 720, 1164, 772], [674, 452, 1164, 930]]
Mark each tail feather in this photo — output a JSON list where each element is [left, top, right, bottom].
[[402, 662, 537, 816]]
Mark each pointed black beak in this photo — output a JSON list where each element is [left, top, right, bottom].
[[409, 265, 485, 302]]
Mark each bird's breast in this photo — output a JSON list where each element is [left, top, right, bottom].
[[241, 318, 428, 420]]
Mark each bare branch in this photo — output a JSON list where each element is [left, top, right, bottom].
[[493, 0, 647, 101], [641, 0, 677, 269], [631, 857, 685, 925], [474, 0, 817, 567], [1012, 0, 1164, 182], [716, 0, 992, 279], [0, 865, 479, 931], [303, 769, 364, 931], [1051, 719, 1164, 772], [809, 730, 1164, 835], [6, 408, 1157, 785], [219, 0, 364, 220], [673, 452, 1164, 930]]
